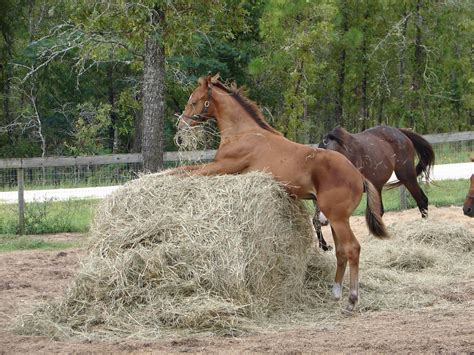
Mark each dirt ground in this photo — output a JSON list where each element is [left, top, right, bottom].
[[0, 206, 473, 354]]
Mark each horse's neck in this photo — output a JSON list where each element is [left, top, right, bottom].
[[343, 134, 363, 162], [215, 96, 265, 138]]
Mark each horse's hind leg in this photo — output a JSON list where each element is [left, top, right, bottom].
[[377, 187, 385, 216], [330, 225, 346, 300], [330, 220, 360, 313], [312, 200, 331, 251], [395, 168, 428, 217]]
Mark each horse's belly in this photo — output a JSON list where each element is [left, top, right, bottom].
[[247, 160, 315, 199]]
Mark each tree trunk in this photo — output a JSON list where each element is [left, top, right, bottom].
[[361, 8, 369, 130], [398, 9, 409, 127], [399, 10, 408, 88], [107, 61, 119, 153], [301, 98, 309, 143], [377, 94, 384, 125], [410, 0, 424, 129], [142, 10, 165, 172], [334, 1, 348, 127], [2, 62, 13, 144], [1, 28, 14, 144]]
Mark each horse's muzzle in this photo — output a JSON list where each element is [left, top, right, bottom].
[[463, 204, 474, 217], [176, 115, 194, 130]]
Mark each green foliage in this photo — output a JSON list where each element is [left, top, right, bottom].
[[0, 0, 471, 158], [66, 103, 112, 155]]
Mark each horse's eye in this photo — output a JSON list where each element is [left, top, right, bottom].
[[323, 139, 328, 146]]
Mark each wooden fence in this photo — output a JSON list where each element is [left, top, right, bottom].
[[1, 130, 472, 234]]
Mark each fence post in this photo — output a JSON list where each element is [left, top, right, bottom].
[[399, 185, 408, 210], [17, 167, 25, 235]]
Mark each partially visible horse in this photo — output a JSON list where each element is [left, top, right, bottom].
[[174, 74, 389, 313], [463, 174, 474, 217], [315, 126, 434, 250], [319, 126, 435, 217]]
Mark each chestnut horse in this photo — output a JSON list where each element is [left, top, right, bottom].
[[174, 74, 389, 313], [463, 174, 474, 217], [316, 126, 435, 249]]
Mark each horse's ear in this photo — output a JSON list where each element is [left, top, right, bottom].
[[210, 73, 220, 84], [198, 77, 207, 86]]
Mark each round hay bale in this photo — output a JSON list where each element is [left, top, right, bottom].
[[17, 172, 320, 339], [388, 219, 473, 252]]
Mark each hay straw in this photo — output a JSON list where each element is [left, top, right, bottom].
[[388, 219, 473, 252], [14, 173, 474, 340], [174, 125, 207, 152], [16, 172, 327, 339], [174, 122, 220, 158], [358, 219, 473, 311]]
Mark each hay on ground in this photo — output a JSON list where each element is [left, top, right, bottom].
[[388, 219, 473, 252], [358, 218, 473, 311]]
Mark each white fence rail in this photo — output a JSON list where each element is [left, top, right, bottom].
[[388, 162, 473, 183]]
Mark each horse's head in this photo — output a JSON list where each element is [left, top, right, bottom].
[[177, 74, 220, 130], [318, 127, 348, 152], [463, 174, 474, 217]]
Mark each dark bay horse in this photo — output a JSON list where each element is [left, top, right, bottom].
[[463, 174, 474, 217], [315, 126, 434, 250], [319, 126, 435, 216], [173, 74, 389, 313]]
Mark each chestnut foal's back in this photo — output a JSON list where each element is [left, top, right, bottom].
[[176, 75, 389, 313]]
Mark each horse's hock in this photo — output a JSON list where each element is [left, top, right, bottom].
[[18, 172, 333, 338]]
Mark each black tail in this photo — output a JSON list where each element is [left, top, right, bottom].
[[364, 179, 389, 239], [399, 128, 435, 180]]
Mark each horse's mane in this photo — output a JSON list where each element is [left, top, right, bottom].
[[213, 80, 282, 135], [327, 127, 347, 147]]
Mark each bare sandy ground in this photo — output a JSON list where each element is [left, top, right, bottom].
[[0, 206, 473, 353]]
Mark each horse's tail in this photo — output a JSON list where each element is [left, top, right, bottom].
[[364, 179, 389, 239], [398, 128, 435, 180]]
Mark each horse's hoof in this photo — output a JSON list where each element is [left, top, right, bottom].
[[331, 284, 342, 300], [319, 243, 333, 252], [341, 303, 356, 316]]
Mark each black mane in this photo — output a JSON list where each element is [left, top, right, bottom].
[[326, 127, 347, 147]]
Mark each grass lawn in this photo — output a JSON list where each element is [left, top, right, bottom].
[[0, 234, 80, 252], [0, 199, 99, 235]]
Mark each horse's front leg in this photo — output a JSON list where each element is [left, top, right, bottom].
[[170, 159, 249, 177], [312, 200, 332, 251], [166, 164, 202, 175]]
